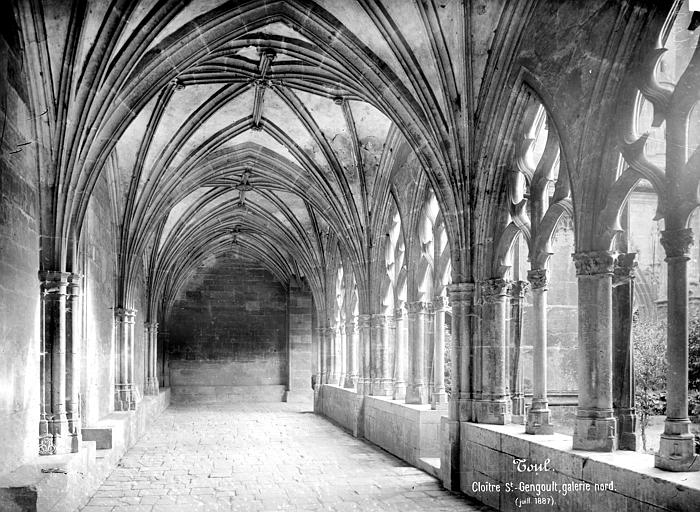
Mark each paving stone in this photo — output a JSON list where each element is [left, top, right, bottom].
[[81, 403, 491, 511]]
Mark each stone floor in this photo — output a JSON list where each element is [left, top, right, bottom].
[[80, 402, 492, 511]]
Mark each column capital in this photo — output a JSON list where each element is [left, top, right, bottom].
[[394, 301, 407, 319], [357, 314, 371, 328], [613, 252, 637, 287], [370, 313, 387, 327], [432, 295, 449, 311], [144, 321, 159, 331], [115, 308, 137, 322], [39, 271, 70, 294], [67, 273, 82, 295], [447, 282, 475, 304], [345, 318, 357, 334], [573, 251, 615, 276], [510, 280, 530, 298], [480, 278, 512, 304], [408, 301, 431, 314], [527, 268, 549, 290], [660, 228, 694, 260]]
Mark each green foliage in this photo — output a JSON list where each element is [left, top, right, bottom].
[[633, 317, 667, 451], [688, 315, 700, 394]]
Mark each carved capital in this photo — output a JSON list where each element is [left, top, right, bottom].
[[660, 228, 694, 260], [39, 271, 70, 295], [573, 251, 615, 276], [408, 301, 430, 314], [447, 282, 475, 305], [510, 280, 530, 298], [480, 278, 512, 304], [357, 314, 371, 329], [613, 253, 637, 286], [432, 295, 449, 311], [116, 308, 137, 323], [394, 304, 406, 320], [67, 273, 82, 296], [370, 314, 387, 327], [527, 268, 549, 290], [345, 318, 357, 335]]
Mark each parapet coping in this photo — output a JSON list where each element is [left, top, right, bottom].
[[466, 421, 700, 493]]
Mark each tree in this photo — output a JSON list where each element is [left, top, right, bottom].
[[633, 316, 667, 452]]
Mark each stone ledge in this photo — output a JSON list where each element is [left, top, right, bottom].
[[316, 384, 446, 467], [461, 421, 700, 512], [0, 388, 170, 512]]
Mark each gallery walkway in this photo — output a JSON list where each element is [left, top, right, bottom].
[[80, 403, 491, 511]]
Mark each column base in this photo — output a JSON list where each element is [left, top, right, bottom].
[[405, 384, 428, 405], [526, 407, 554, 435], [145, 378, 159, 395], [343, 375, 358, 389], [431, 391, 448, 410], [49, 417, 77, 454], [450, 397, 473, 422], [372, 379, 393, 397], [472, 399, 511, 425], [615, 409, 639, 451], [115, 383, 140, 411], [511, 395, 526, 424], [655, 434, 700, 471], [440, 416, 461, 491], [572, 412, 617, 451], [393, 381, 406, 401]]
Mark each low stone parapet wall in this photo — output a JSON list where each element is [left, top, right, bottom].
[[316, 385, 443, 466], [458, 421, 700, 512]]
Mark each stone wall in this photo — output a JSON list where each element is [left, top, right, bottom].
[[0, 12, 41, 475], [167, 253, 288, 401], [316, 385, 443, 467], [456, 421, 700, 511]]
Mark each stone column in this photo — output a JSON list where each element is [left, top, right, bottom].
[[406, 301, 429, 404], [358, 314, 372, 395], [115, 308, 138, 411], [656, 228, 699, 471], [393, 304, 407, 400], [370, 314, 384, 394], [525, 269, 553, 434], [431, 295, 449, 410], [344, 318, 359, 388], [509, 281, 529, 424], [39, 271, 72, 454], [160, 329, 170, 388], [66, 274, 82, 450], [572, 251, 616, 451], [474, 279, 511, 424], [318, 327, 328, 385], [379, 314, 394, 396], [441, 282, 475, 491], [145, 322, 159, 395], [612, 253, 638, 451], [327, 325, 338, 385], [338, 323, 347, 387]]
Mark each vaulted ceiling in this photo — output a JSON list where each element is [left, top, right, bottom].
[[23, 0, 468, 315], [18, 0, 675, 318]]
